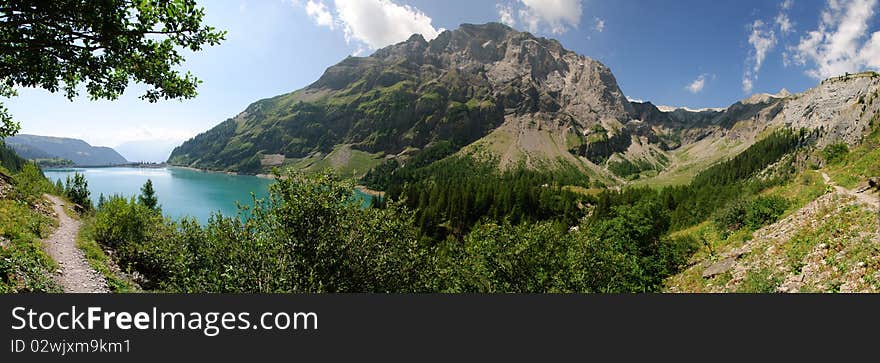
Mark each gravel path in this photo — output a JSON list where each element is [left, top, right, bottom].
[[42, 195, 109, 293], [820, 172, 879, 209]]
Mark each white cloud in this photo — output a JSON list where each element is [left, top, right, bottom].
[[687, 74, 712, 94], [500, 0, 583, 34], [749, 20, 778, 74], [776, 1, 796, 35], [594, 17, 605, 33], [498, 4, 516, 27], [293, 0, 443, 51], [742, 20, 777, 93], [305, 1, 335, 29], [776, 13, 793, 34], [790, 0, 880, 79], [861, 32, 880, 68]]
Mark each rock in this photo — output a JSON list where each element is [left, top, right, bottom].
[[869, 177, 880, 191], [724, 247, 749, 258], [702, 257, 736, 279]]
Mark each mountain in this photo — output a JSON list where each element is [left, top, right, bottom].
[[3, 134, 128, 166], [169, 22, 634, 177], [169, 22, 880, 186], [115, 139, 183, 163]]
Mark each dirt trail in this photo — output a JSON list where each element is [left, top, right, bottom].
[[820, 172, 879, 208], [42, 195, 109, 293]]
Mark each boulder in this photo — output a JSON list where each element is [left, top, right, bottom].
[[702, 257, 736, 279]]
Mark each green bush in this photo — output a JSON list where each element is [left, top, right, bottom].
[[745, 195, 789, 230], [63, 173, 92, 211], [737, 267, 781, 293], [822, 143, 849, 164], [713, 198, 750, 233], [453, 221, 569, 293], [93, 196, 162, 250], [0, 199, 59, 293], [12, 163, 57, 200], [714, 195, 789, 234]]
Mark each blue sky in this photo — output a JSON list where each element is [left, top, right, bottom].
[[5, 0, 880, 161]]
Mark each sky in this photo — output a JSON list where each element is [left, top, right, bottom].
[[5, 0, 880, 161]]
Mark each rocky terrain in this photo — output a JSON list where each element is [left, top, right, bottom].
[[667, 172, 880, 293]]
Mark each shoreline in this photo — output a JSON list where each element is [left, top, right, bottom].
[[168, 165, 252, 177], [169, 165, 386, 196], [355, 185, 386, 198]]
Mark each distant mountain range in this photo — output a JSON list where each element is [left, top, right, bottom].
[[3, 134, 128, 166], [169, 22, 880, 186]]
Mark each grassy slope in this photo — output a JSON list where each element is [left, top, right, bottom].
[[0, 198, 60, 292], [826, 114, 880, 188], [665, 125, 880, 293], [0, 165, 61, 293], [283, 144, 384, 179]]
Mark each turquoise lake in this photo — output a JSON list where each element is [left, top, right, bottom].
[[43, 167, 378, 223]]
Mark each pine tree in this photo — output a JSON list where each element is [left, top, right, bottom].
[[64, 173, 91, 211], [138, 179, 159, 210]]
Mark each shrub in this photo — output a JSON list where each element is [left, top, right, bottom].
[[64, 172, 92, 211], [822, 143, 849, 164], [12, 163, 56, 199], [713, 198, 750, 233], [714, 195, 789, 234], [745, 195, 789, 230], [93, 196, 160, 250]]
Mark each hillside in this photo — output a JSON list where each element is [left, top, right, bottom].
[[4, 134, 128, 166], [666, 117, 880, 293]]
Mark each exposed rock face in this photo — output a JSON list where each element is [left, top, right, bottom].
[[309, 22, 635, 146], [776, 73, 880, 146], [169, 23, 636, 175]]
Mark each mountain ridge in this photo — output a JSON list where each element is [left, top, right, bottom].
[[168, 22, 880, 186], [4, 134, 128, 166]]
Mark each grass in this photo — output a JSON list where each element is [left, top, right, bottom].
[[0, 198, 60, 293], [760, 170, 827, 214], [76, 216, 138, 293], [285, 144, 384, 179], [826, 118, 880, 189], [736, 267, 781, 293], [663, 221, 755, 292]]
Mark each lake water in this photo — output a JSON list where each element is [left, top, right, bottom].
[[43, 167, 274, 223], [43, 167, 377, 223]]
